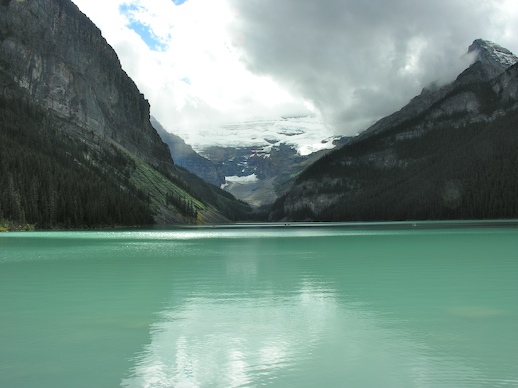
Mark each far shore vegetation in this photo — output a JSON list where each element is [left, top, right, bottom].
[[0, 219, 35, 232]]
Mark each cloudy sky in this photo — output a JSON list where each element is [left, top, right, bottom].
[[71, 0, 518, 145]]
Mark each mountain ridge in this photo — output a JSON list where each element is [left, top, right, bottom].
[[152, 117, 225, 187], [269, 39, 518, 221], [359, 39, 518, 141]]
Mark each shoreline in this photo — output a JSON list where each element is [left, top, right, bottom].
[[2, 218, 518, 233]]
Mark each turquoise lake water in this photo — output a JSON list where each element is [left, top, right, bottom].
[[1, 222, 517, 387]]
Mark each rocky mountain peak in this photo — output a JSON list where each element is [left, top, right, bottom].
[[468, 39, 518, 70], [360, 39, 518, 139]]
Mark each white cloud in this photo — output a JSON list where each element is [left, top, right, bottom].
[[71, 0, 518, 146], [71, 0, 311, 142], [226, 0, 518, 135]]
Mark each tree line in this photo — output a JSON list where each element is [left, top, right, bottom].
[[271, 100, 518, 222], [0, 94, 155, 229]]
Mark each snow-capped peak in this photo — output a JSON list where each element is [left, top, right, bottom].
[[468, 39, 518, 69]]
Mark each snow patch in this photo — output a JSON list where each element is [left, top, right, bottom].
[[470, 39, 518, 68], [222, 174, 259, 188]]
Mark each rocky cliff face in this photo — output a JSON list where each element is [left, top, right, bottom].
[[493, 62, 518, 101], [270, 40, 518, 221], [468, 39, 518, 74], [0, 0, 171, 168]]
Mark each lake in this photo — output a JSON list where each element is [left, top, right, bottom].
[[1, 221, 517, 387]]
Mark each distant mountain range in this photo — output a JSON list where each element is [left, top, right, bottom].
[[0, 0, 252, 228], [156, 116, 350, 207], [269, 39, 518, 221]]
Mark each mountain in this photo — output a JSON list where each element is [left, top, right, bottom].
[[359, 39, 518, 140], [1, 0, 169, 167], [200, 140, 349, 208], [270, 39, 518, 221], [153, 117, 253, 222], [468, 39, 518, 74], [161, 116, 351, 208], [0, 0, 251, 228], [151, 117, 225, 187]]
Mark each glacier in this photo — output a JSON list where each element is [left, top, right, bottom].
[[169, 115, 337, 156]]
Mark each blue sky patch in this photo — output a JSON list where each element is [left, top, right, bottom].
[[119, 3, 138, 15], [129, 21, 167, 51], [172, 0, 189, 5], [181, 77, 191, 85], [119, 4, 167, 51]]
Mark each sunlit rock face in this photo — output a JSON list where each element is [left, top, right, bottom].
[[0, 0, 171, 168]]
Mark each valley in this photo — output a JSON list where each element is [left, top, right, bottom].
[[1, 0, 517, 228]]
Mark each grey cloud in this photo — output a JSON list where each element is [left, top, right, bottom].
[[227, 0, 508, 134]]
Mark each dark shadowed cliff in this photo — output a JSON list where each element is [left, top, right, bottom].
[[270, 40, 518, 222]]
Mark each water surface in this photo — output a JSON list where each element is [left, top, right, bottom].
[[1, 222, 517, 387]]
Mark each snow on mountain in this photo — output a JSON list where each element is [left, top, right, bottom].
[[169, 115, 337, 156], [167, 39, 518, 160], [468, 39, 518, 69]]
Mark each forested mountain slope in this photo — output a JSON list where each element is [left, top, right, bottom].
[[0, 0, 251, 228], [270, 40, 518, 221]]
